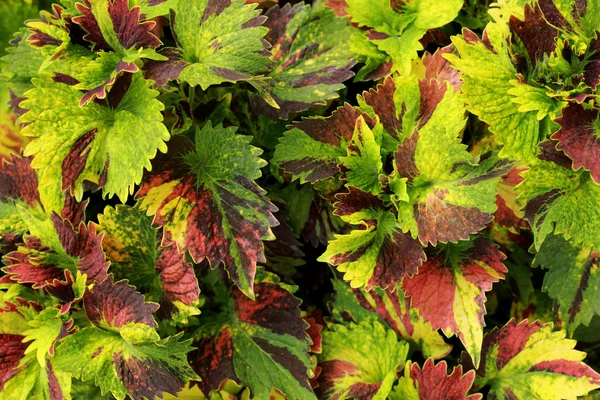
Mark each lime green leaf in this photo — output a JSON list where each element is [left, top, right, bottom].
[[317, 321, 408, 400], [445, 34, 544, 161], [53, 276, 197, 400], [464, 319, 600, 400], [330, 280, 451, 359], [0, 300, 72, 400], [21, 72, 169, 212], [339, 116, 383, 194], [393, 86, 511, 244], [343, 0, 462, 76]]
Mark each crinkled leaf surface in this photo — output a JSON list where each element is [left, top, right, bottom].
[[21, 72, 169, 212], [317, 321, 408, 400], [53, 276, 196, 400], [402, 237, 507, 368], [318, 187, 425, 289], [445, 33, 543, 161], [534, 234, 600, 334], [190, 273, 315, 399], [330, 280, 451, 359], [136, 124, 277, 298], [464, 319, 600, 400], [96, 204, 200, 320], [390, 359, 482, 400], [251, 4, 355, 119]]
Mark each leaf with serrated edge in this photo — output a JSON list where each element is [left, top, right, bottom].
[[317, 320, 408, 400], [330, 280, 451, 359], [53, 276, 197, 400], [390, 359, 482, 400], [190, 273, 315, 399], [21, 72, 169, 213], [402, 237, 507, 368], [463, 319, 600, 400], [136, 125, 277, 298], [96, 204, 200, 320]]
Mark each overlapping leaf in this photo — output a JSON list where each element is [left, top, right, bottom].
[[3, 211, 108, 292], [136, 123, 278, 298], [330, 280, 451, 359], [53, 276, 197, 400], [190, 272, 315, 399], [145, 0, 270, 89], [326, 0, 462, 78], [445, 31, 544, 161], [392, 85, 511, 245], [402, 237, 507, 368], [391, 359, 482, 400], [21, 72, 169, 212], [0, 300, 72, 400], [534, 234, 600, 334], [317, 321, 408, 400], [273, 104, 376, 184], [319, 187, 425, 289], [251, 3, 355, 119], [517, 143, 600, 250], [96, 204, 200, 320], [463, 319, 600, 399], [554, 103, 600, 184]]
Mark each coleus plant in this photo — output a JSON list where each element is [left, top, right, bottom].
[[0, 0, 599, 399]]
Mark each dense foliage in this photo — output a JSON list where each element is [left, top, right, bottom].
[[1, 0, 600, 399]]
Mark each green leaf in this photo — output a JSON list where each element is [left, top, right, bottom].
[[251, 4, 355, 119], [53, 276, 197, 400], [317, 321, 408, 400], [0, 300, 72, 400], [393, 86, 511, 245], [339, 116, 383, 194], [330, 280, 451, 359], [191, 271, 316, 399], [96, 204, 200, 320], [168, 0, 270, 89], [445, 34, 544, 161], [273, 104, 374, 184], [465, 319, 600, 400], [21, 72, 169, 212], [534, 235, 600, 334], [0, 0, 39, 59], [344, 0, 462, 76], [136, 124, 277, 298], [318, 187, 425, 289], [517, 153, 600, 250]]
